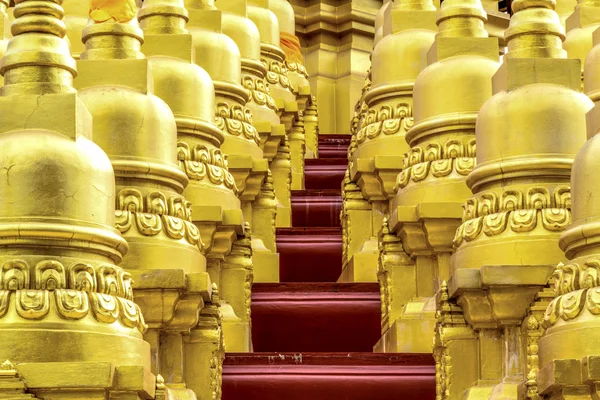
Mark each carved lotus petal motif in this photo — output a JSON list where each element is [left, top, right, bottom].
[[559, 289, 587, 320], [118, 297, 141, 328], [382, 119, 401, 135], [163, 215, 186, 240], [587, 287, 600, 315], [452, 224, 464, 246], [365, 110, 377, 126], [397, 169, 411, 190], [456, 158, 475, 176], [55, 289, 89, 320], [463, 217, 482, 242], [90, 292, 120, 323], [356, 127, 367, 144], [431, 159, 452, 177], [510, 209, 537, 232], [411, 163, 430, 182], [35, 260, 66, 291], [16, 290, 49, 319], [463, 198, 478, 221], [185, 221, 201, 246], [409, 147, 423, 166], [444, 140, 463, 158], [541, 208, 570, 231], [554, 186, 571, 208], [425, 143, 442, 162], [527, 188, 550, 209], [208, 165, 225, 185], [479, 193, 498, 215], [582, 260, 600, 289], [364, 122, 381, 141], [119, 188, 144, 212], [543, 297, 560, 327], [115, 210, 133, 233], [70, 263, 96, 293], [1, 260, 29, 290], [97, 265, 121, 297], [483, 213, 508, 237], [177, 141, 190, 161], [502, 190, 524, 211], [135, 213, 162, 236], [184, 161, 207, 181]]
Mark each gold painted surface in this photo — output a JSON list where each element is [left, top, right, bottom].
[[71, 4, 207, 397], [344, 0, 438, 284], [441, 0, 593, 398], [0, 0, 154, 398], [374, 0, 501, 357], [137, 0, 250, 394], [184, 0, 279, 284], [533, 12, 600, 399]]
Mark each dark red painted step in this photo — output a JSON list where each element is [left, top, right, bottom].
[[276, 227, 342, 282], [305, 158, 347, 190], [222, 352, 435, 400], [291, 189, 342, 228], [318, 134, 352, 159], [251, 283, 381, 352]]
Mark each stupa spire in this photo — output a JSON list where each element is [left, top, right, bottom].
[[437, 0, 488, 38], [505, 0, 566, 58], [138, 0, 188, 34], [1, 0, 77, 95]]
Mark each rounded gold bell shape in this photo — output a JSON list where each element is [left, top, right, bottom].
[[0, 0, 149, 372]]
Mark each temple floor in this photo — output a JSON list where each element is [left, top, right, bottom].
[[222, 135, 436, 399]]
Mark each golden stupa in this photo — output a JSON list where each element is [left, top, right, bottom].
[[8, 0, 600, 399]]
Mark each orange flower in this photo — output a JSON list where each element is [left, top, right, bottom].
[[89, 0, 137, 23]]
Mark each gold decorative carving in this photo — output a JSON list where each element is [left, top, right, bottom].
[[397, 138, 476, 189], [215, 102, 260, 145], [544, 259, 600, 326], [356, 103, 414, 144], [115, 210, 202, 246], [522, 282, 555, 400], [0, 259, 134, 299], [242, 75, 277, 111], [454, 186, 571, 245], [285, 60, 308, 79], [116, 188, 193, 220], [0, 289, 146, 332], [261, 57, 292, 90], [178, 142, 238, 194], [377, 217, 411, 331]]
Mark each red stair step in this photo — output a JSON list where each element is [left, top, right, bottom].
[[276, 227, 342, 282], [291, 189, 342, 228], [251, 283, 381, 352], [222, 352, 435, 400], [305, 158, 347, 190], [318, 134, 352, 159]]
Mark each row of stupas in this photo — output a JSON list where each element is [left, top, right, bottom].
[[0, 0, 317, 398], [345, 0, 600, 398]]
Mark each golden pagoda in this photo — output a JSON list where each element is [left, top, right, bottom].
[[438, 0, 592, 397], [376, 0, 500, 355], [183, 0, 280, 284], [72, 3, 209, 396], [564, 0, 600, 85], [15, 0, 600, 399], [0, 0, 155, 397], [344, 0, 438, 284]]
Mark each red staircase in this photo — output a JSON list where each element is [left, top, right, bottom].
[[222, 135, 436, 400]]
